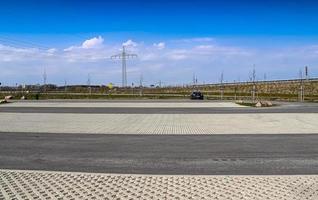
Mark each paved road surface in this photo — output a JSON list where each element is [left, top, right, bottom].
[[1, 132, 318, 175], [1, 100, 317, 113], [1, 106, 318, 113]]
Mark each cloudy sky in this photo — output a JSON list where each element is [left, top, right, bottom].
[[0, 0, 318, 86]]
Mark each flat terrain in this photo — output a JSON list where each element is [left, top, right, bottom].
[[1, 101, 318, 134], [1, 132, 318, 175], [0, 112, 317, 134], [0, 101, 245, 108], [1, 100, 318, 114], [1, 100, 318, 199], [2, 106, 318, 113]]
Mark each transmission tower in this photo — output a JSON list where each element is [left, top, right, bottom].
[[139, 73, 143, 96], [43, 68, 47, 85], [43, 68, 47, 93], [64, 79, 67, 92], [220, 71, 224, 100], [87, 73, 92, 94], [111, 46, 138, 87]]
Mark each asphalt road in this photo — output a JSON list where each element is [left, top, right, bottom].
[[1, 132, 318, 175], [1, 106, 318, 113]]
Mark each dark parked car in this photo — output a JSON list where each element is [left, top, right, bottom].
[[190, 91, 204, 100]]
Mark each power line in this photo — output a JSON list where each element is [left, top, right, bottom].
[[0, 35, 51, 50]]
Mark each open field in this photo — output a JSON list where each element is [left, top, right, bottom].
[[2, 78, 318, 101]]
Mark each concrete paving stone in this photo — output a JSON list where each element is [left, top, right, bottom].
[[0, 113, 317, 134], [1, 169, 318, 200]]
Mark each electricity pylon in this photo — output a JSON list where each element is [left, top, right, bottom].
[[87, 73, 92, 95], [43, 68, 47, 86], [43, 68, 47, 93], [111, 46, 137, 87], [220, 71, 224, 100]]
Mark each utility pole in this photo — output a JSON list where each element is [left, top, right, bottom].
[[192, 73, 198, 91], [305, 66, 309, 80], [131, 82, 134, 95], [299, 69, 304, 102], [139, 73, 143, 96], [87, 74, 92, 95], [234, 80, 237, 101], [64, 79, 67, 93], [263, 73, 267, 99], [220, 72, 224, 100], [43, 68, 47, 93], [237, 76, 241, 100], [299, 67, 308, 102], [111, 46, 138, 88], [192, 73, 196, 87], [305, 66, 309, 99], [22, 84, 25, 96], [252, 65, 256, 102]]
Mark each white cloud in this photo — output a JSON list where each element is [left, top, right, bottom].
[[47, 48, 57, 54], [140, 53, 157, 61], [195, 45, 214, 50], [167, 50, 188, 60], [123, 39, 138, 47], [153, 42, 165, 50], [63, 46, 76, 52], [82, 36, 104, 49], [64, 36, 104, 51], [173, 37, 214, 43], [1, 38, 318, 86], [0, 44, 47, 62], [169, 54, 187, 60], [194, 45, 251, 56], [0, 44, 38, 53], [189, 37, 214, 42]]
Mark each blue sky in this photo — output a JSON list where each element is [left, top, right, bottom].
[[0, 0, 318, 86]]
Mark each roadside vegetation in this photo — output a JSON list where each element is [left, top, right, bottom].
[[1, 78, 318, 102]]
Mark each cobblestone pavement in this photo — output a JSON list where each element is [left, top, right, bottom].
[[0, 113, 317, 134], [1, 170, 318, 200]]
